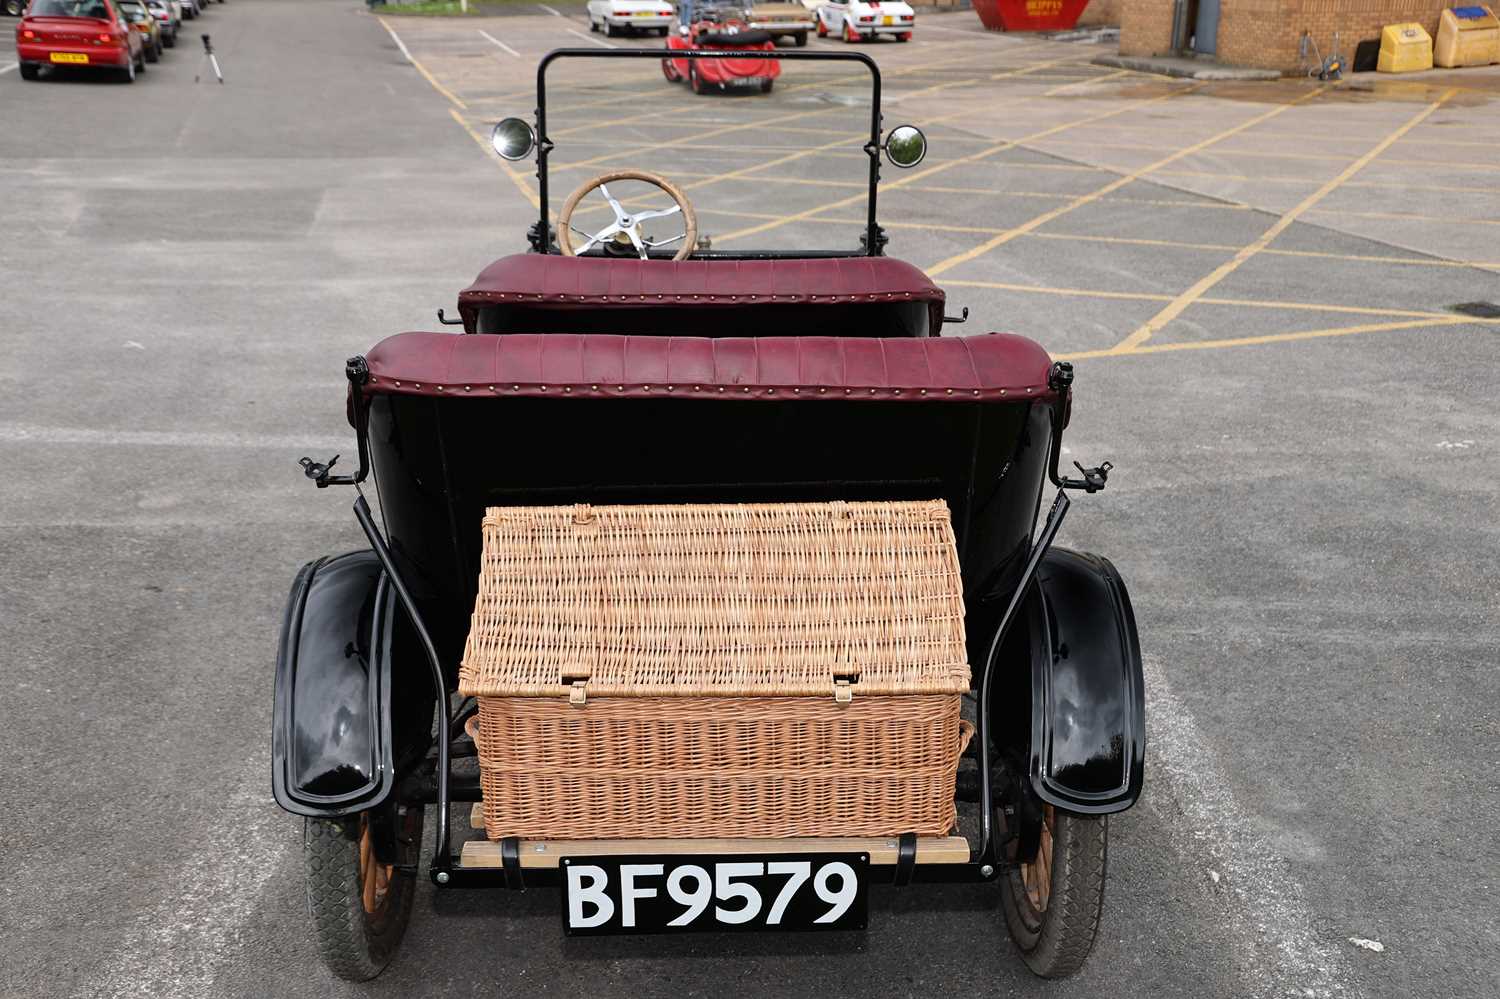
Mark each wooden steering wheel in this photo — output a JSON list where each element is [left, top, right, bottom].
[[556, 170, 698, 261]]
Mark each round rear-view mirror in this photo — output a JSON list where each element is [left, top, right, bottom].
[[883, 125, 927, 169], [491, 117, 537, 162]]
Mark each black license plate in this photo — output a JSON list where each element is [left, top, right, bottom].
[[562, 853, 868, 935]]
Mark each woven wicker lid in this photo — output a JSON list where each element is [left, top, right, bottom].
[[459, 499, 970, 700]]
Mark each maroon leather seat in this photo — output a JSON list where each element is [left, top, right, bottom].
[[456, 255, 947, 338], [364, 331, 1055, 402]]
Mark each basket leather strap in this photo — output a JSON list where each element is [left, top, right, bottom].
[[894, 832, 917, 886], [501, 836, 523, 890]]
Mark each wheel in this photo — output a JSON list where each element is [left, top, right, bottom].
[[3, 0, 23, 14], [689, 61, 703, 94], [120, 53, 136, 81], [145, 39, 159, 62], [658, 25, 668, 36], [794, 30, 807, 46], [999, 804, 1108, 979], [843, 20, 858, 42], [604, 20, 618, 36], [589, 14, 597, 30], [815, 14, 827, 36], [760, 77, 773, 93], [662, 55, 680, 82], [19, 62, 40, 80], [304, 803, 424, 982], [163, 30, 175, 47]]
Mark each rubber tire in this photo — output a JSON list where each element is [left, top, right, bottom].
[[760, 77, 773, 93], [662, 55, 680, 82], [304, 812, 422, 983], [605, 20, 618, 37], [1000, 810, 1108, 979], [4, 0, 23, 14], [121, 52, 137, 81], [589, 14, 597, 30], [794, 30, 807, 46], [19, 62, 40, 80], [689, 61, 703, 94], [164, 29, 175, 46]]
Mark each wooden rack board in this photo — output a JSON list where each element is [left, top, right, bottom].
[[459, 834, 972, 869]]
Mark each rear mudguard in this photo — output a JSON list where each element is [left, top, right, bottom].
[[272, 551, 397, 818], [1025, 548, 1145, 814]]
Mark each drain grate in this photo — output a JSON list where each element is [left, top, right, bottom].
[[1450, 301, 1500, 319]]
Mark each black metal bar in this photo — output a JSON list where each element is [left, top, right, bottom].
[[894, 833, 917, 887], [436, 858, 1014, 890], [352, 493, 453, 875], [533, 49, 883, 256], [975, 489, 1071, 857], [501, 837, 523, 890]]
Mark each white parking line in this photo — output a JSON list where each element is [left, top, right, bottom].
[[379, 17, 415, 61], [478, 28, 521, 57], [1, 62, 18, 75], [538, 2, 563, 14], [1143, 656, 1356, 998], [566, 25, 616, 48]]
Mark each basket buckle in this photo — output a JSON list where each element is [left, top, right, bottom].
[[834, 679, 854, 704], [562, 665, 591, 706]]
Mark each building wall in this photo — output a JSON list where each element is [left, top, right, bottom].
[[1121, 0, 1455, 70], [1078, 0, 1121, 28], [1120, 0, 1176, 54]]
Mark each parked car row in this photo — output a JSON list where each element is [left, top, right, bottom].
[[586, 0, 914, 44], [11, 0, 220, 83]]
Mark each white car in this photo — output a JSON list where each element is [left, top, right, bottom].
[[587, 0, 675, 37], [814, 0, 914, 41]]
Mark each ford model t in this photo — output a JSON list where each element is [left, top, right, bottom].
[[272, 49, 1143, 982]]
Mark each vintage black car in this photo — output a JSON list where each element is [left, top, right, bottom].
[[273, 49, 1143, 982]]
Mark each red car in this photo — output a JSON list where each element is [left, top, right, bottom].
[[15, 0, 145, 82], [664, 20, 780, 95]]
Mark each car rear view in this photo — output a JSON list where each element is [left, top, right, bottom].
[[15, 0, 139, 80]]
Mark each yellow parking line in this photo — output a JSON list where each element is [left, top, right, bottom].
[[942, 278, 1477, 320], [1112, 88, 1458, 353], [1057, 316, 1476, 362], [1026, 231, 1500, 270], [713, 80, 1200, 245], [1303, 208, 1500, 227], [449, 108, 540, 208], [377, 17, 469, 110], [924, 85, 1327, 277]]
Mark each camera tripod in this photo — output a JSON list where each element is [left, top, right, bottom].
[[195, 33, 224, 84]]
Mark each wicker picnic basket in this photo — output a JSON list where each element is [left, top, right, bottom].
[[458, 499, 972, 841]]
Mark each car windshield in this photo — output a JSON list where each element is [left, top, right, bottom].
[[117, 1, 147, 17], [542, 52, 884, 256], [28, 0, 111, 16]]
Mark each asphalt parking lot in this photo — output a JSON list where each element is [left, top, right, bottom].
[[2, 2, 1497, 997]]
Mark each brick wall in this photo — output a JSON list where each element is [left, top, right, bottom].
[[1120, 0, 1176, 54], [1121, 0, 1454, 69], [1078, 0, 1121, 27]]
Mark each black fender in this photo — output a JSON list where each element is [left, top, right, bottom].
[[1025, 548, 1144, 814], [271, 550, 397, 818]]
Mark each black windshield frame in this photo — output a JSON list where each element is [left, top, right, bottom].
[[532, 48, 885, 258]]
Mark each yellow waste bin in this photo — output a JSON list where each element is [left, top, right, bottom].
[[1378, 22, 1435, 72], [1435, 6, 1500, 67]]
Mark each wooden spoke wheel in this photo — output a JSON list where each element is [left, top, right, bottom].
[[304, 803, 423, 981], [999, 802, 1108, 979]]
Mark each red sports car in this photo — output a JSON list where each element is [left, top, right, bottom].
[[15, 0, 145, 81], [663, 21, 780, 95]]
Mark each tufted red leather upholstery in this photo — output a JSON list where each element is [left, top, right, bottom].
[[363, 332, 1057, 403], [456, 254, 947, 333]]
